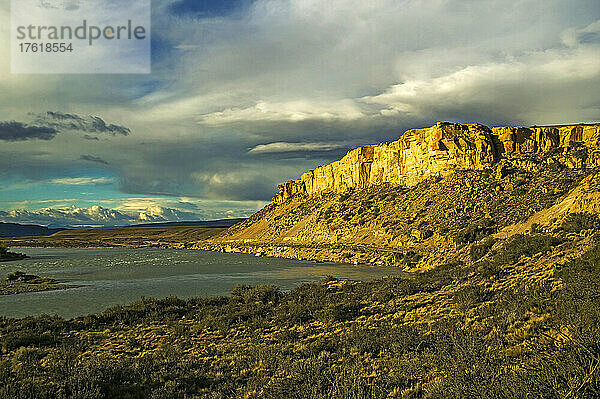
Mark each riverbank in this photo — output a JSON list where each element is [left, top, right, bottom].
[[0, 253, 27, 262], [0, 271, 79, 295], [0, 227, 407, 269], [0, 225, 227, 250], [5, 241, 410, 270], [0, 247, 401, 318]]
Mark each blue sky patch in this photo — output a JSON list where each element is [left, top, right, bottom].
[[169, 0, 252, 18]]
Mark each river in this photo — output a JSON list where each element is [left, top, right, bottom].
[[0, 248, 403, 319]]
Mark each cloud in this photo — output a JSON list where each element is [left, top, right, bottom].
[[49, 177, 114, 186], [32, 112, 131, 136], [0, 121, 58, 141], [248, 142, 349, 154], [0, 112, 130, 142], [561, 20, 600, 47], [362, 43, 600, 124], [199, 100, 366, 124], [111, 197, 265, 220], [80, 155, 110, 165]]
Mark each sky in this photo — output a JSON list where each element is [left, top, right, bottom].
[[0, 0, 599, 227]]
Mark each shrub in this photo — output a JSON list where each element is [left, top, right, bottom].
[[231, 284, 281, 304], [455, 218, 496, 244], [470, 237, 497, 261], [318, 303, 362, 322], [560, 213, 600, 233], [490, 234, 562, 266], [1, 331, 59, 352], [557, 243, 600, 300], [453, 286, 491, 309], [476, 260, 505, 278], [416, 261, 469, 290]]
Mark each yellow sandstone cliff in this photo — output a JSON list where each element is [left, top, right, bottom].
[[274, 122, 600, 204]]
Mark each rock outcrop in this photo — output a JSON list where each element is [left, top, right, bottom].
[[273, 122, 600, 204]]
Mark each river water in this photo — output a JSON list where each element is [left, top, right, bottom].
[[0, 248, 402, 319]]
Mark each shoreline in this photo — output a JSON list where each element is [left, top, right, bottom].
[[0, 282, 82, 296], [0, 270, 82, 296], [0, 253, 28, 263], [6, 241, 410, 269]]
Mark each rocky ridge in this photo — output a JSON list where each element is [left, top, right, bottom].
[[205, 122, 600, 270], [273, 122, 600, 203]]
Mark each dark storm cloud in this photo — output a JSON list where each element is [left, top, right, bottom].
[[80, 155, 110, 165], [579, 32, 600, 44], [33, 112, 131, 136], [111, 134, 322, 202], [0, 112, 130, 142], [0, 121, 58, 141]]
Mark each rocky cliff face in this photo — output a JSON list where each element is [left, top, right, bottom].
[[273, 122, 600, 204]]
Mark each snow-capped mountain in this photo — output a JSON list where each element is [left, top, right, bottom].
[[0, 205, 201, 228]]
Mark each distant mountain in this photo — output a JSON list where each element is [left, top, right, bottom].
[[0, 219, 246, 238], [0, 205, 225, 228], [127, 219, 246, 228], [0, 222, 66, 238]]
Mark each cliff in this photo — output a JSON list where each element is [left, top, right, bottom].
[[273, 122, 600, 203], [198, 121, 600, 269]]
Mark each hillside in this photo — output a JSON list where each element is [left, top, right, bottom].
[[127, 218, 246, 228], [200, 122, 600, 269], [2, 226, 228, 249], [0, 223, 65, 238]]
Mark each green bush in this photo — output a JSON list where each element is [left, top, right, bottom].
[[318, 303, 362, 322], [453, 285, 491, 309], [1, 331, 59, 352], [231, 284, 281, 305], [557, 243, 600, 300], [560, 212, 600, 233]]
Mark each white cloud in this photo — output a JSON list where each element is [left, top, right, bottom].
[[49, 177, 114, 185], [1, 205, 195, 227], [192, 171, 248, 186], [248, 141, 348, 154], [0, 198, 264, 227], [561, 19, 600, 47], [362, 42, 600, 123], [199, 99, 366, 125]]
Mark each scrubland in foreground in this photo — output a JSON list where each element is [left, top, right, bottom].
[[1, 230, 599, 398]]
